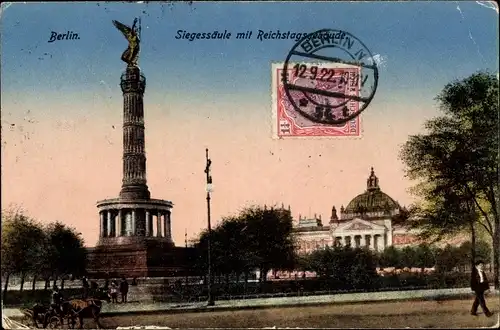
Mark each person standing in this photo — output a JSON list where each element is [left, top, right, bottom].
[[120, 277, 129, 303], [470, 260, 493, 317], [82, 276, 89, 299], [110, 281, 119, 303], [45, 285, 64, 327]]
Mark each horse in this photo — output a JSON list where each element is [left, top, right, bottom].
[[66, 289, 111, 329]]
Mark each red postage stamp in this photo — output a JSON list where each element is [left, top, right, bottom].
[[272, 62, 362, 139]]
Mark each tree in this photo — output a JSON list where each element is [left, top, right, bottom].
[[475, 240, 492, 264], [238, 205, 297, 282], [378, 246, 401, 268], [194, 216, 254, 286], [400, 71, 499, 287], [306, 246, 377, 289], [194, 204, 297, 287], [435, 245, 459, 273], [414, 243, 436, 270], [457, 241, 473, 271], [400, 246, 417, 269], [45, 222, 87, 287], [348, 248, 378, 289], [308, 247, 339, 278], [1, 208, 45, 300]]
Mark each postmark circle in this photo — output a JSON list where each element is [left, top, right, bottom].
[[282, 29, 379, 125]]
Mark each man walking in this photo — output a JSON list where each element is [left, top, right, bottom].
[[470, 260, 493, 317]]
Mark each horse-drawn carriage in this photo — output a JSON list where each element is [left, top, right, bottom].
[[20, 289, 110, 329], [20, 303, 73, 329]]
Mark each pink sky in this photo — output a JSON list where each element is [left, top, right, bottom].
[[1, 94, 438, 247]]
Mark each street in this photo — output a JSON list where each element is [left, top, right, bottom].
[[20, 298, 496, 329]]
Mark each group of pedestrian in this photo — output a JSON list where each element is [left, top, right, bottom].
[[80, 276, 129, 303], [109, 277, 129, 303]]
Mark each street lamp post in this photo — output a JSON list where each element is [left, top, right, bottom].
[[205, 148, 215, 306]]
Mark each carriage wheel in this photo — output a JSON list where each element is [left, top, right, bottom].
[[66, 316, 76, 329], [33, 318, 43, 329], [48, 316, 62, 329]]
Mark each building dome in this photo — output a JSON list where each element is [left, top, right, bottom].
[[343, 167, 400, 217]]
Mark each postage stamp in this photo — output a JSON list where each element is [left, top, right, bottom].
[[272, 62, 362, 139], [272, 29, 379, 139]]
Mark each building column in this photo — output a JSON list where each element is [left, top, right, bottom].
[[351, 235, 355, 247], [162, 212, 166, 237], [130, 209, 136, 235], [99, 212, 104, 238], [378, 234, 384, 251], [112, 211, 117, 237], [117, 209, 122, 236], [145, 210, 151, 236], [115, 211, 120, 237], [123, 210, 128, 236], [361, 235, 366, 247], [157, 213, 162, 237], [164, 212, 171, 239], [107, 211, 112, 237]]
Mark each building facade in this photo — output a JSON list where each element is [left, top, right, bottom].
[[294, 168, 421, 254]]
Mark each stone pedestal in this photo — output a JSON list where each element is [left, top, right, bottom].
[[86, 239, 188, 278]]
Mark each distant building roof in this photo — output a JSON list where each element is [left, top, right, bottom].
[[343, 167, 401, 216]]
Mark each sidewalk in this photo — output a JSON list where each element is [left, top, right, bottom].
[[4, 287, 498, 318]]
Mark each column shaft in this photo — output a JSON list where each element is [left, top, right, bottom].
[[107, 211, 112, 237], [99, 212, 104, 238], [378, 234, 384, 251], [131, 210, 136, 235], [117, 209, 122, 236], [157, 214, 162, 237], [114, 213, 118, 237], [145, 211, 151, 236], [163, 213, 168, 237], [167, 212, 172, 239]]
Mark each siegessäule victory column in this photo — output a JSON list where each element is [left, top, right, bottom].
[[86, 18, 187, 280]]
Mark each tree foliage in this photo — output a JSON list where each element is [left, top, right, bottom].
[[1, 209, 46, 280], [399, 71, 499, 287], [378, 244, 436, 269], [194, 205, 297, 283], [1, 208, 87, 299], [378, 246, 402, 268], [302, 246, 378, 289], [45, 222, 87, 280]]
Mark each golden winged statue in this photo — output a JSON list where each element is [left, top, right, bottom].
[[112, 19, 140, 66]]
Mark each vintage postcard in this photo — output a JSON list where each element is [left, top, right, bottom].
[[1, 1, 499, 329]]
